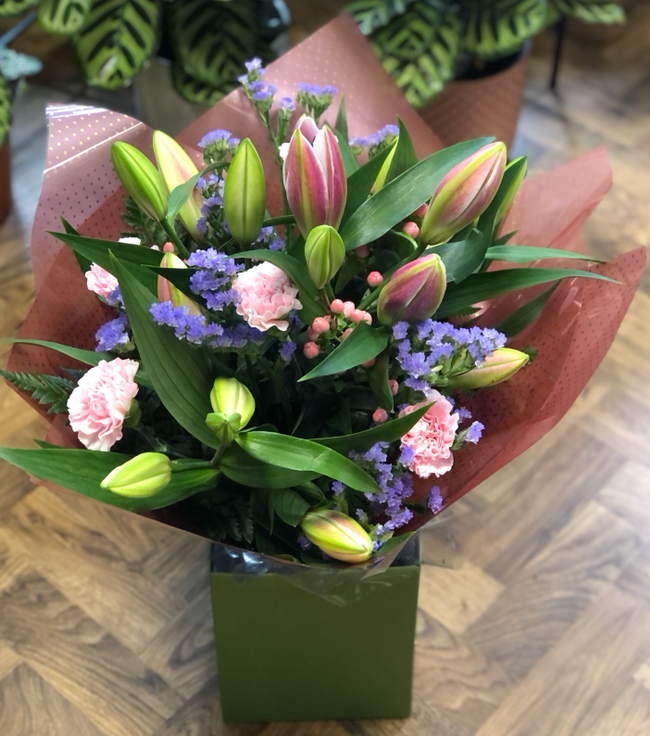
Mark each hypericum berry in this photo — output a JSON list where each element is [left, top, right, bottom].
[[330, 298, 345, 313], [402, 221, 420, 239], [414, 203, 427, 218], [372, 408, 388, 423], [354, 245, 369, 258], [343, 301, 356, 318], [362, 357, 376, 368], [367, 271, 383, 287], [311, 316, 330, 334], [389, 379, 399, 396], [303, 341, 319, 359]]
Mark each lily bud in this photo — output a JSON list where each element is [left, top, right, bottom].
[[304, 224, 345, 289], [447, 347, 529, 389], [377, 254, 446, 325], [300, 509, 373, 563], [223, 138, 266, 245], [494, 156, 527, 225], [420, 142, 507, 245], [101, 452, 172, 498], [283, 115, 347, 237], [205, 411, 243, 447], [152, 130, 203, 239], [111, 142, 167, 222], [210, 377, 255, 429], [157, 252, 202, 316]]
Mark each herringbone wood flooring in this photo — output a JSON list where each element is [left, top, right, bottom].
[[1, 8, 650, 734]]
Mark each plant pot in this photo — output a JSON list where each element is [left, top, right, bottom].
[[0, 136, 10, 224], [209, 536, 421, 723], [418, 46, 530, 149]]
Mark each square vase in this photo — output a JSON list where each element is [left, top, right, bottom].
[[209, 537, 421, 723]]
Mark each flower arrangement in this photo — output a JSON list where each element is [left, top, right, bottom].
[[0, 32, 644, 568]]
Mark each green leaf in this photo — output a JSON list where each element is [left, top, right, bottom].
[[437, 267, 617, 318], [316, 401, 431, 454], [236, 431, 381, 494], [340, 138, 492, 250], [485, 245, 604, 264], [371, 531, 413, 559], [38, 0, 91, 35], [552, 0, 625, 25], [0, 337, 112, 366], [384, 117, 418, 186], [0, 446, 219, 512], [332, 126, 359, 177], [74, 0, 160, 89], [272, 487, 310, 526], [426, 228, 489, 283], [0, 72, 10, 147], [0, 369, 74, 413], [495, 283, 559, 338], [251, 487, 274, 531], [335, 95, 349, 142], [0, 0, 39, 18], [299, 322, 389, 382], [111, 254, 219, 448], [367, 351, 393, 412], [219, 444, 319, 488], [59, 217, 92, 275], [166, 174, 200, 221], [171, 62, 235, 106], [340, 145, 394, 227], [348, 0, 412, 35], [233, 249, 326, 322]]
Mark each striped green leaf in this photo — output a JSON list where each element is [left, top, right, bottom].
[[551, 0, 625, 24], [0, 0, 39, 18], [73, 0, 160, 89], [38, 0, 91, 35], [0, 73, 10, 146], [171, 62, 234, 106]]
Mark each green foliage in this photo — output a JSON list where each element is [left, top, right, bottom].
[[0, 73, 9, 147], [38, 0, 92, 35], [348, 0, 415, 35], [551, 0, 625, 24], [121, 198, 167, 246], [73, 0, 160, 89], [171, 63, 234, 106], [495, 283, 559, 337], [0, 0, 40, 18], [0, 369, 74, 413]]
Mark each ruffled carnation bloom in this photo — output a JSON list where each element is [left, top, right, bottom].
[[232, 261, 302, 332], [399, 390, 459, 478], [67, 358, 139, 452], [85, 263, 118, 299]]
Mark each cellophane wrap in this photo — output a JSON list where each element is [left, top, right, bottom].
[[5, 15, 646, 591]]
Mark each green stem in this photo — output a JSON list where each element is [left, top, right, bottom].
[[170, 459, 213, 472], [264, 214, 296, 227], [162, 218, 189, 259], [210, 445, 227, 468]]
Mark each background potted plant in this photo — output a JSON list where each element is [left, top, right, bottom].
[[346, 0, 626, 146]]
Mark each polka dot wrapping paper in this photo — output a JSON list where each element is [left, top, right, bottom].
[[5, 15, 646, 547]]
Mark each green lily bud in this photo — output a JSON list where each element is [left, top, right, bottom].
[[494, 156, 527, 225], [223, 138, 266, 244], [300, 509, 373, 563], [111, 142, 167, 222], [304, 224, 345, 289], [447, 347, 530, 390], [209, 377, 255, 429], [205, 411, 242, 447], [100, 452, 172, 498]]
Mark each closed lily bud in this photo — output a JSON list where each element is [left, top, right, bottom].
[[101, 452, 172, 498], [494, 156, 527, 225], [304, 224, 345, 289], [447, 347, 529, 390], [205, 411, 244, 447], [420, 142, 507, 245], [283, 115, 347, 237], [210, 377, 255, 428], [152, 130, 203, 239], [223, 138, 266, 244], [300, 509, 373, 563], [157, 252, 202, 316], [377, 254, 446, 325], [111, 142, 167, 222]]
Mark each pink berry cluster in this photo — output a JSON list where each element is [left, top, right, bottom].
[[371, 379, 399, 424], [302, 299, 373, 359]]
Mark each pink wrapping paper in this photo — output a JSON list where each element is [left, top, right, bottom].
[[5, 16, 646, 542]]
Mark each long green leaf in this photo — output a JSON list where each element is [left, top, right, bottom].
[[236, 431, 381, 494], [167, 174, 200, 221], [299, 322, 389, 382], [367, 351, 393, 412], [384, 117, 418, 186], [335, 95, 348, 141], [437, 267, 617, 318], [340, 138, 492, 250], [60, 217, 93, 275], [111, 255, 219, 448], [332, 127, 359, 177], [316, 402, 431, 454], [341, 145, 394, 227], [496, 283, 559, 338], [272, 487, 310, 526], [485, 245, 604, 264], [219, 445, 319, 488], [426, 228, 489, 283], [0, 446, 218, 512]]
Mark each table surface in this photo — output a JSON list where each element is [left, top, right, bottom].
[[1, 14, 650, 736]]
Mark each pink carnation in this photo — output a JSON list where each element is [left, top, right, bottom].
[[86, 263, 119, 299], [67, 358, 139, 452], [399, 391, 459, 478], [232, 261, 302, 332]]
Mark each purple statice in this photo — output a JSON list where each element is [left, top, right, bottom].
[[457, 406, 472, 422], [252, 84, 277, 102], [198, 129, 231, 148], [279, 341, 297, 362], [269, 237, 284, 251], [399, 444, 415, 467], [280, 96, 296, 111], [297, 533, 311, 551], [239, 59, 276, 111], [348, 137, 368, 156], [331, 481, 345, 496], [95, 314, 130, 352], [187, 248, 243, 312], [295, 82, 337, 120], [245, 57, 264, 73], [255, 226, 274, 244], [378, 124, 399, 139], [393, 321, 409, 340], [428, 485, 443, 514], [196, 216, 207, 235], [465, 421, 484, 444]]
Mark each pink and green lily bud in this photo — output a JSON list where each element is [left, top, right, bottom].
[[420, 142, 507, 245], [304, 224, 345, 289], [152, 130, 203, 239], [111, 142, 167, 222], [300, 509, 373, 563], [100, 452, 172, 498], [283, 115, 347, 237], [494, 156, 527, 225], [223, 138, 266, 245], [210, 377, 255, 429], [157, 252, 202, 316], [376, 254, 446, 325], [447, 347, 529, 390]]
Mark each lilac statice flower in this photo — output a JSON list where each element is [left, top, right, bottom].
[[457, 406, 472, 422], [348, 137, 368, 156], [187, 248, 244, 312], [245, 57, 264, 73], [331, 481, 345, 496], [465, 421, 484, 444], [428, 485, 443, 513], [279, 341, 297, 362], [269, 237, 284, 251], [295, 82, 337, 120], [95, 314, 130, 352], [280, 96, 295, 111], [297, 533, 311, 551], [198, 129, 231, 148]]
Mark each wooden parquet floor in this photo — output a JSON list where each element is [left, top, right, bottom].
[[1, 11, 650, 735]]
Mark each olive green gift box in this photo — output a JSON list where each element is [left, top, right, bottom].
[[209, 538, 421, 723]]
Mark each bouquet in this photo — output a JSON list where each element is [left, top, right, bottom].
[[0, 17, 644, 570]]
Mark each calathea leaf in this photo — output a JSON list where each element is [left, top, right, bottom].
[[0, 0, 39, 18], [0, 72, 10, 146], [551, 0, 625, 24], [348, 0, 416, 36], [74, 0, 160, 89], [171, 62, 236, 106], [38, 0, 91, 35]]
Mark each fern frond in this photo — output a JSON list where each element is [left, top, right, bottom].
[[0, 369, 74, 413]]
